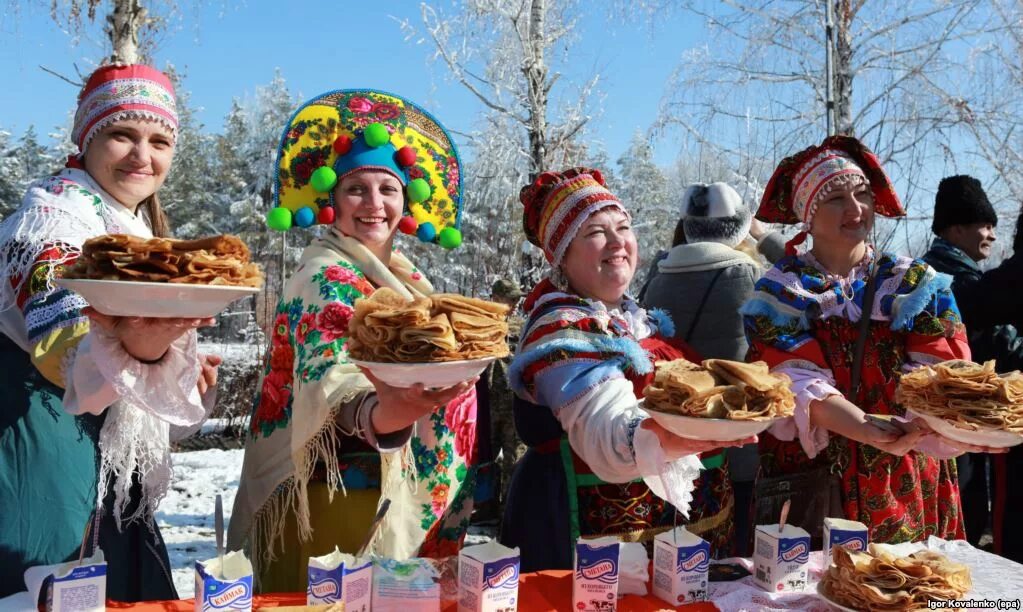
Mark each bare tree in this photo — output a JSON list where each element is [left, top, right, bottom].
[[399, 0, 604, 291], [650, 0, 1010, 243], [944, 0, 1023, 208]]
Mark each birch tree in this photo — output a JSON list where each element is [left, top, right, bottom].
[[401, 0, 603, 291]]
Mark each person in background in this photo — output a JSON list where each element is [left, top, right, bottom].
[[641, 181, 785, 555], [922, 175, 1023, 550], [0, 64, 217, 601], [501, 167, 751, 571], [229, 89, 478, 590], [471, 280, 524, 524], [482, 278, 526, 513]]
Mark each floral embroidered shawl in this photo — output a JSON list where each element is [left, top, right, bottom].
[[228, 228, 477, 563]]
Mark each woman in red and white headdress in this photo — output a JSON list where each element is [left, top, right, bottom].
[[741, 135, 1003, 546], [0, 64, 216, 601]]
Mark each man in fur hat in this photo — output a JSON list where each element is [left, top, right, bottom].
[[923, 175, 1023, 559]]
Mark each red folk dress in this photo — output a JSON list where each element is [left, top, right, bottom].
[[742, 250, 968, 543]]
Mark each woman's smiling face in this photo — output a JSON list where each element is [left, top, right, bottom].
[[559, 207, 637, 305], [82, 118, 175, 208], [333, 169, 404, 251]]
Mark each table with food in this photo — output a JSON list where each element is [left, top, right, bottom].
[[12, 282, 1023, 612]]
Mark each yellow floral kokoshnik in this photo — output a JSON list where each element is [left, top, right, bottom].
[[271, 89, 463, 247]]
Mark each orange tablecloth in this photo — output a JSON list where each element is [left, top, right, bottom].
[[108, 570, 719, 611]]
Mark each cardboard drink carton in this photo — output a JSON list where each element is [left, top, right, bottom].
[[372, 557, 440, 612], [573, 537, 620, 612], [752, 524, 810, 593], [458, 541, 520, 612], [307, 547, 372, 611], [194, 551, 253, 612], [823, 518, 869, 564], [652, 527, 709, 606], [44, 551, 107, 612]]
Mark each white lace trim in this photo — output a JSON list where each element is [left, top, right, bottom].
[[89, 329, 203, 528], [633, 426, 701, 519]]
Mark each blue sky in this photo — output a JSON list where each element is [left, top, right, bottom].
[[0, 2, 698, 165]]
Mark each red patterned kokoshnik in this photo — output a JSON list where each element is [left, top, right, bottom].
[[71, 64, 179, 155]]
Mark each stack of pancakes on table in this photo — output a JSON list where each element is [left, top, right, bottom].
[[897, 359, 1023, 434], [64, 234, 263, 287], [346, 288, 510, 362], [820, 544, 971, 611], [643, 358, 795, 420]]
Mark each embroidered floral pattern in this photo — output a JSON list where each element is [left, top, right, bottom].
[[249, 260, 371, 438]]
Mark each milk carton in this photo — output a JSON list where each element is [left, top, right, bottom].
[[752, 524, 810, 593], [458, 541, 520, 612], [44, 551, 107, 612], [823, 518, 869, 564], [372, 557, 440, 612], [573, 537, 620, 612], [652, 527, 709, 606], [307, 547, 372, 611], [194, 551, 253, 612]]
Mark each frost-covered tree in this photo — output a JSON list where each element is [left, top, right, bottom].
[[400, 0, 603, 293], [0, 129, 23, 217], [616, 132, 672, 288], [159, 67, 221, 238], [646, 0, 1012, 252]]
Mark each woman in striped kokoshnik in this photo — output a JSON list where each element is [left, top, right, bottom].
[[501, 167, 752, 571]]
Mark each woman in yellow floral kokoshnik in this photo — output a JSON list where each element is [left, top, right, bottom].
[[228, 89, 477, 591]]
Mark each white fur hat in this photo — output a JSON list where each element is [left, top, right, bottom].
[[680, 182, 752, 248]]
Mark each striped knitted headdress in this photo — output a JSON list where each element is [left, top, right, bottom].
[[71, 64, 178, 156], [520, 167, 628, 265]]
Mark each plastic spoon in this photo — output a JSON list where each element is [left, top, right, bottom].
[[357, 498, 391, 557]]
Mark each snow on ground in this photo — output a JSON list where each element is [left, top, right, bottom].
[[198, 341, 263, 366], [160, 448, 244, 599], [161, 446, 495, 599]]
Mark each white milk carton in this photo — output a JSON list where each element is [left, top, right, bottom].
[[652, 527, 709, 606], [194, 550, 253, 612], [753, 524, 810, 593], [372, 557, 441, 612], [573, 537, 620, 612], [823, 518, 869, 564], [45, 551, 107, 612], [307, 547, 372, 611], [458, 541, 520, 612]]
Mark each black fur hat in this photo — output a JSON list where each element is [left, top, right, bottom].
[[933, 175, 998, 235]]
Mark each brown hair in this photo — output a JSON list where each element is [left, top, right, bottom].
[[141, 193, 171, 238]]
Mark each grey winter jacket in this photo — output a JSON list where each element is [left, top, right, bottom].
[[641, 234, 784, 361]]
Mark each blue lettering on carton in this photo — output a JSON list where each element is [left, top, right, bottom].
[[677, 542, 710, 573], [483, 560, 520, 591], [196, 562, 253, 611], [777, 538, 810, 564]]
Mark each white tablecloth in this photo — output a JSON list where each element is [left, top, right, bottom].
[[706, 537, 1023, 611]]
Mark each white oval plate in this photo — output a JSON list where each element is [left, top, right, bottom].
[[57, 278, 261, 319], [907, 408, 1023, 449], [350, 356, 501, 389], [640, 400, 786, 441], [815, 581, 859, 612]]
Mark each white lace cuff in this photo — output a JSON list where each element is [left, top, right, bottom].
[[633, 425, 702, 519], [767, 365, 842, 459], [63, 327, 204, 427]]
